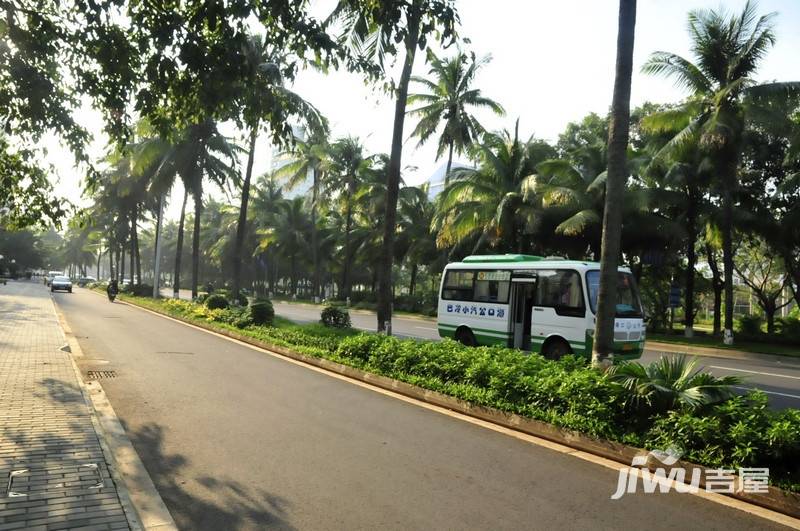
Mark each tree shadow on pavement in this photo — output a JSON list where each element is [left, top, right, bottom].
[[126, 422, 296, 530]]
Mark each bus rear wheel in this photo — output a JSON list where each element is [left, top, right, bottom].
[[455, 327, 477, 347], [542, 338, 571, 360]]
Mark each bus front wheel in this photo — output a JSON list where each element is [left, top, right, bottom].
[[455, 327, 477, 347], [542, 338, 571, 360]]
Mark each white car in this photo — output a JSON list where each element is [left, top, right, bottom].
[[45, 270, 64, 286], [50, 276, 73, 293]]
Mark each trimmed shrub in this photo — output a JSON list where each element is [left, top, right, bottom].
[[777, 317, 800, 341], [321, 304, 351, 328], [249, 300, 275, 326], [737, 314, 763, 336], [205, 293, 229, 310], [123, 283, 154, 297], [232, 291, 249, 307]]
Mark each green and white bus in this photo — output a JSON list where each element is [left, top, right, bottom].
[[437, 254, 645, 361]]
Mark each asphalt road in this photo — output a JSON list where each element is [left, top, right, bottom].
[[51, 286, 789, 530]]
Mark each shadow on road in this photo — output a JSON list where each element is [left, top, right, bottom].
[[125, 422, 296, 530]]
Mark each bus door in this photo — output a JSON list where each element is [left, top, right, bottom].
[[510, 272, 537, 350]]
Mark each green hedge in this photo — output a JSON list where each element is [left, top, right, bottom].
[[123, 295, 800, 492]]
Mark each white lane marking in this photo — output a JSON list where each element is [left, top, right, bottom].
[[733, 386, 800, 400], [710, 365, 800, 380], [415, 326, 438, 331]]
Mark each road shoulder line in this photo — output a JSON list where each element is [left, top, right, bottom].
[[112, 293, 800, 529], [646, 340, 800, 365], [51, 295, 178, 531]]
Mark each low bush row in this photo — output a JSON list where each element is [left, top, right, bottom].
[[123, 294, 800, 492]]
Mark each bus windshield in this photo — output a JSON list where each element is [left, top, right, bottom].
[[586, 271, 643, 318]]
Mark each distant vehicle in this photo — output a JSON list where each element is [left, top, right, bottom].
[[50, 276, 73, 293], [77, 276, 97, 287], [437, 254, 645, 361], [45, 271, 64, 286]]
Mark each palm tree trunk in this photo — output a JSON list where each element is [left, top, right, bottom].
[[191, 183, 203, 299], [173, 189, 188, 298], [342, 180, 355, 300], [377, 0, 422, 334], [129, 210, 135, 286], [312, 167, 320, 302], [721, 182, 735, 344], [120, 247, 125, 284], [704, 243, 723, 336], [445, 140, 454, 186], [684, 186, 697, 337], [96, 248, 102, 279], [290, 253, 297, 296], [232, 122, 258, 300], [591, 0, 637, 367], [409, 263, 418, 296]]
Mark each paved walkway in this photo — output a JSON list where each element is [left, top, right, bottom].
[[0, 280, 130, 530]]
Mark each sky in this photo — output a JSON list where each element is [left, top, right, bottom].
[[47, 0, 800, 222]]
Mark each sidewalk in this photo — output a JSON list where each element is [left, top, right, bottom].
[[0, 280, 131, 530]]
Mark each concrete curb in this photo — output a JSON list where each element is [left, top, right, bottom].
[[118, 295, 800, 522], [646, 340, 800, 365], [51, 296, 178, 531]]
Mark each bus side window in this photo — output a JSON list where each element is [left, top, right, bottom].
[[533, 269, 585, 317], [442, 270, 475, 301], [474, 270, 510, 303]]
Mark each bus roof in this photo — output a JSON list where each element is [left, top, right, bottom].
[[451, 254, 631, 273]]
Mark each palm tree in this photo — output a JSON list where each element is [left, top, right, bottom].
[[330, 0, 458, 332], [608, 355, 741, 413], [231, 34, 326, 300], [434, 122, 555, 254], [591, 0, 637, 367], [322, 136, 370, 299], [158, 122, 239, 299], [395, 183, 439, 295], [641, 0, 799, 344], [407, 49, 505, 183], [276, 126, 329, 301], [534, 155, 607, 258], [250, 172, 285, 295], [256, 196, 312, 296]]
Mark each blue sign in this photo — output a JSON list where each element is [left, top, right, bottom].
[[446, 304, 504, 318], [669, 286, 681, 308]]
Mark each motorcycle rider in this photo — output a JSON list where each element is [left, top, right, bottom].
[[106, 279, 119, 301]]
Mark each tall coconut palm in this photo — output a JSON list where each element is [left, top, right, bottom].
[[276, 126, 329, 301], [256, 196, 313, 296], [231, 34, 326, 300], [591, 0, 637, 367], [330, 0, 459, 332], [641, 0, 799, 344], [407, 49, 505, 183], [434, 121, 556, 254], [395, 183, 439, 295], [322, 136, 370, 299], [159, 121, 240, 299]]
